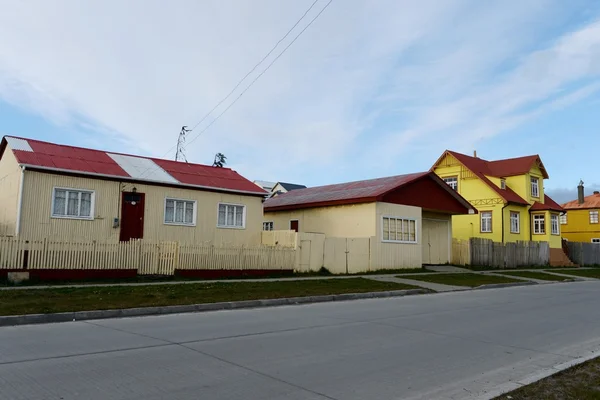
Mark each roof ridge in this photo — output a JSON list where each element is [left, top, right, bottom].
[[3, 135, 230, 171], [281, 172, 429, 192]]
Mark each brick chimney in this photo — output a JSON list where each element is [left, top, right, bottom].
[[578, 180, 585, 204]]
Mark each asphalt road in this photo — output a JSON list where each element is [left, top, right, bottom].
[[2, 282, 600, 400]]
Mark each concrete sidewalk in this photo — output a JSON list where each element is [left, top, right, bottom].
[[368, 275, 469, 292]]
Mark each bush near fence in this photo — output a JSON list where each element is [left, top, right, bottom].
[[0, 237, 296, 280], [566, 242, 600, 266], [452, 238, 550, 268]]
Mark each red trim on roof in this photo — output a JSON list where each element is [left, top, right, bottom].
[[529, 195, 564, 212]]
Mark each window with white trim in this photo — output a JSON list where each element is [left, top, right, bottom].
[[382, 217, 416, 243], [263, 221, 274, 231], [500, 179, 506, 190], [592, 238, 600, 244], [52, 188, 94, 219], [164, 198, 196, 225], [443, 177, 458, 191], [481, 211, 492, 233], [530, 176, 539, 197], [510, 211, 520, 234], [590, 211, 599, 224], [218, 203, 245, 228], [551, 214, 559, 235], [533, 214, 545, 234], [560, 213, 567, 225]]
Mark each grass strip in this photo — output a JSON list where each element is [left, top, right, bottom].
[[494, 356, 600, 400], [493, 271, 573, 282], [398, 273, 523, 287], [548, 269, 600, 279], [0, 278, 421, 316]]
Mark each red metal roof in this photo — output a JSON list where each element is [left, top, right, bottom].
[[562, 192, 600, 210], [2, 136, 266, 196], [438, 151, 532, 205], [529, 195, 564, 212], [264, 172, 474, 213]]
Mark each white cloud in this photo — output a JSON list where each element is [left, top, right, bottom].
[[0, 0, 598, 184]]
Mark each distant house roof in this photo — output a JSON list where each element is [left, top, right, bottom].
[[530, 195, 564, 212], [264, 171, 474, 213], [432, 151, 550, 205], [1, 136, 267, 196], [562, 192, 600, 210], [275, 182, 307, 191], [254, 180, 276, 191]]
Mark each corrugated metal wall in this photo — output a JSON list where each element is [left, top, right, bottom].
[[20, 171, 263, 245]]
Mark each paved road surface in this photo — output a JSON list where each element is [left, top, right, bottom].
[[2, 281, 600, 400]]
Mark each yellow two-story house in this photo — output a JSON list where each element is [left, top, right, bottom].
[[431, 150, 564, 249], [560, 181, 600, 243]]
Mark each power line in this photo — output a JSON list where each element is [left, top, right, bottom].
[[186, 0, 333, 148]]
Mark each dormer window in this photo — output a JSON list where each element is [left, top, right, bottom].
[[443, 176, 458, 191], [530, 177, 539, 197], [500, 179, 506, 189]]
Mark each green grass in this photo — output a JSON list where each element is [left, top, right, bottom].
[[494, 356, 600, 400], [493, 271, 574, 282], [549, 269, 600, 279], [398, 273, 523, 287], [0, 278, 422, 316], [465, 265, 550, 271]]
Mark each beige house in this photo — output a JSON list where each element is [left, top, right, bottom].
[[264, 172, 475, 267], [0, 136, 267, 244]]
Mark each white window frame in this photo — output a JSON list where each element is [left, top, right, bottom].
[[550, 214, 560, 235], [500, 179, 506, 190], [480, 211, 492, 233], [530, 176, 539, 198], [560, 213, 567, 225], [592, 238, 600, 244], [164, 197, 197, 226], [443, 176, 458, 191], [51, 187, 95, 220], [509, 211, 520, 234], [263, 221, 274, 231], [590, 211, 599, 224], [381, 216, 418, 244], [217, 202, 246, 229], [533, 214, 545, 234]]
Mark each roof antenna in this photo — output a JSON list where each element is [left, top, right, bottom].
[[175, 126, 190, 162]]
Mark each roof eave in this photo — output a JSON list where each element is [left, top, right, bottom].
[[20, 164, 268, 197], [264, 197, 378, 212]]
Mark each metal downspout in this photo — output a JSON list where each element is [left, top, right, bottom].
[[15, 165, 25, 236]]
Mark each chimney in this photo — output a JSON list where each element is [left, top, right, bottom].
[[578, 180, 585, 204], [595, 191, 600, 195], [473, 150, 477, 158]]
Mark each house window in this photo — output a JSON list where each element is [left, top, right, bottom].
[[590, 211, 599, 224], [551, 214, 559, 235], [480, 211, 492, 233], [52, 188, 95, 219], [592, 238, 600, 244], [500, 179, 506, 190], [382, 217, 417, 243], [560, 213, 567, 225], [164, 198, 196, 225], [443, 177, 458, 191], [530, 176, 539, 197], [510, 212, 520, 234], [218, 203, 245, 228], [263, 221, 274, 231], [533, 214, 545, 234]]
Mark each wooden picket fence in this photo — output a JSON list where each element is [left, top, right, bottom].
[[0, 237, 296, 275], [469, 238, 549, 268]]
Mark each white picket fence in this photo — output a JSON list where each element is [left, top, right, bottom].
[[0, 237, 296, 275]]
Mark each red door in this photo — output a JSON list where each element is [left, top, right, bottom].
[[290, 220, 299, 232], [119, 192, 145, 241]]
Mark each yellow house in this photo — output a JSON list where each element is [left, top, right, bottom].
[[0, 136, 267, 245], [560, 181, 600, 243], [431, 150, 565, 251]]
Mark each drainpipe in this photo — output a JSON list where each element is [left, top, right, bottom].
[[15, 165, 25, 236], [501, 203, 509, 243]]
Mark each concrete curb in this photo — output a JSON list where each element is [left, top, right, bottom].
[[0, 289, 427, 327], [474, 281, 538, 290]]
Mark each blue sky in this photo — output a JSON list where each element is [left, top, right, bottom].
[[1, 0, 599, 203]]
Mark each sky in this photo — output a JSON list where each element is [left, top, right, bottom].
[[1, 0, 600, 204]]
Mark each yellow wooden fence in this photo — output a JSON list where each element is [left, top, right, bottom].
[[0, 237, 296, 275], [451, 239, 471, 266]]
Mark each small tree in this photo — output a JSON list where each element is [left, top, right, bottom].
[[213, 152, 227, 168]]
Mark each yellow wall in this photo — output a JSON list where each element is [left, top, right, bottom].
[[503, 205, 530, 243], [528, 165, 545, 203], [561, 209, 600, 243], [0, 150, 22, 236], [19, 171, 264, 245], [530, 211, 562, 248], [264, 203, 377, 237]]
